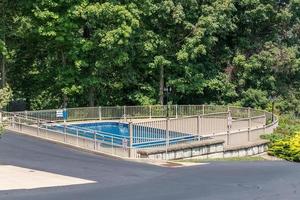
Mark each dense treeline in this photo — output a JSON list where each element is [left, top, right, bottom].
[[0, 0, 300, 113]]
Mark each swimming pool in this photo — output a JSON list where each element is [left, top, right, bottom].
[[74, 122, 129, 138], [49, 122, 198, 148]]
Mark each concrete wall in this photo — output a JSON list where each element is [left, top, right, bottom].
[[137, 140, 269, 160], [137, 139, 225, 160], [223, 143, 268, 158]]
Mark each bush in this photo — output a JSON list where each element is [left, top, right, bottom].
[[268, 133, 300, 162], [239, 89, 269, 109], [269, 116, 300, 136], [266, 115, 300, 162], [290, 134, 300, 161], [0, 85, 12, 109]]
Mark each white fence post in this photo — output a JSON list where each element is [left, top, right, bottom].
[[63, 108, 67, 124], [76, 129, 79, 146], [202, 105, 205, 115], [201, 115, 204, 136], [94, 131, 97, 150], [227, 111, 232, 145], [248, 117, 252, 142], [18, 117, 21, 132], [98, 106, 102, 121], [13, 114, 16, 129], [63, 124, 66, 143], [165, 119, 170, 160], [149, 105, 152, 119], [37, 119, 40, 136], [129, 122, 133, 158], [197, 115, 201, 140], [123, 106, 126, 120], [248, 107, 251, 118], [45, 124, 48, 138], [175, 105, 178, 118], [111, 137, 114, 155]]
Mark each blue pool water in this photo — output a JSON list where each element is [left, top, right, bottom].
[[49, 122, 198, 148], [74, 122, 129, 138]]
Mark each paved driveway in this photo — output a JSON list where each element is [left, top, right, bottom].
[[0, 131, 299, 200]]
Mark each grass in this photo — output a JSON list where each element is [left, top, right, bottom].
[[178, 156, 266, 163]]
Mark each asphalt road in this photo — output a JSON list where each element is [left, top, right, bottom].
[[0, 131, 299, 200]]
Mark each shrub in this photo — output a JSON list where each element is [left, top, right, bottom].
[[0, 84, 12, 137], [290, 134, 300, 161], [239, 89, 269, 109], [265, 115, 300, 162], [0, 85, 12, 109], [274, 116, 300, 136], [268, 133, 300, 162]]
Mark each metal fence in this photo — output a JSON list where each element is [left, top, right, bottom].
[[13, 105, 268, 121], [0, 105, 278, 160]]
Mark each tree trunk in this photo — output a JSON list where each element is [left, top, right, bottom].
[[88, 87, 95, 107], [61, 50, 68, 108], [159, 65, 164, 105]]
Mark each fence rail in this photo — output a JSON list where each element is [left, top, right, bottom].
[[13, 105, 272, 122], [0, 105, 278, 160]]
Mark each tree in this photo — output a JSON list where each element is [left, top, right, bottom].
[[0, 84, 12, 135], [0, 0, 299, 115]]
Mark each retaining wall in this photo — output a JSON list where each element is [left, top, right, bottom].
[[137, 139, 270, 160]]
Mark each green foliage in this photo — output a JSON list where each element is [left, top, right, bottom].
[[203, 74, 237, 104], [0, 40, 6, 56], [0, 125, 3, 137], [239, 89, 269, 109], [0, 85, 12, 135], [1, 0, 300, 112], [274, 116, 300, 136], [0, 85, 12, 109], [265, 116, 300, 162], [268, 133, 300, 162], [29, 90, 61, 110]]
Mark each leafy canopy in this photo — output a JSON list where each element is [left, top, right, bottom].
[[1, 0, 300, 114]]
